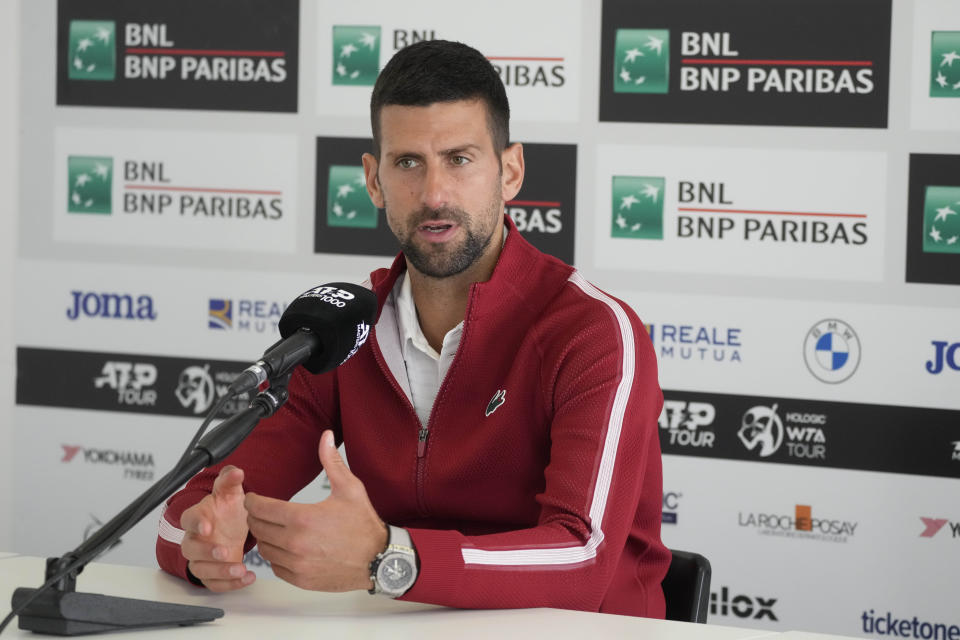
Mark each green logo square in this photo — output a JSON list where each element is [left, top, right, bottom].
[[332, 26, 381, 86], [614, 29, 669, 94], [327, 166, 377, 228], [68, 20, 116, 81], [931, 31, 960, 98], [67, 156, 113, 214], [611, 176, 665, 239], [922, 185, 960, 254]]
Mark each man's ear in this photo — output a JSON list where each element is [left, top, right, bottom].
[[501, 143, 525, 202], [362, 152, 385, 209]]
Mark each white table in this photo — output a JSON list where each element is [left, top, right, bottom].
[[0, 555, 788, 639]]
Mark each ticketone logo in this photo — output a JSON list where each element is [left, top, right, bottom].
[[921, 185, 960, 254], [930, 31, 960, 98], [332, 26, 380, 86], [613, 29, 669, 94], [611, 176, 664, 239], [67, 156, 113, 214], [68, 20, 116, 81], [327, 166, 377, 228]]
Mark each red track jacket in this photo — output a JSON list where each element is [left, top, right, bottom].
[[157, 217, 669, 617]]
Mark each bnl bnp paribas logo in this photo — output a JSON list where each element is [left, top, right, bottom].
[[68, 20, 116, 81], [332, 26, 381, 86], [611, 176, 664, 239], [613, 29, 669, 94], [327, 166, 378, 228], [931, 31, 960, 98], [803, 319, 861, 384], [922, 186, 960, 255], [67, 156, 113, 214]]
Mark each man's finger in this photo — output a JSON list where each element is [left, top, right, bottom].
[[211, 466, 244, 496], [187, 560, 251, 582], [317, 430, 355, 493], [246, 512, 289, 548], [180, 535, 225, 562], [179, 508, 211, 537], [244, 492, 294, 526], [197, 572, 257, 593]]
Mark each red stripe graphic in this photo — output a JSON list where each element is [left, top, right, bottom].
[[682, 58, 872, 67], [486, 56, 564, 62], [507, 200, 562, 207], [125, 48, 285, 57], [125, 184, 282, 196], [678, 207, 866, 219]]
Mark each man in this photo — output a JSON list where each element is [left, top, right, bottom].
[[157, 40, 669, 617]]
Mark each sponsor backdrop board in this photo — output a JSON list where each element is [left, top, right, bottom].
[[12, 0, 960, 636]]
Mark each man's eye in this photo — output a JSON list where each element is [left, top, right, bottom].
[[397, 158, 417, 169], [451, 155, 470, 166]]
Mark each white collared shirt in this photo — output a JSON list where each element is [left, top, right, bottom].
[[393, 272, 463, 426]]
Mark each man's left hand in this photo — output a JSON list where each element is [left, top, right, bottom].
[[244, 430, 388, 592]]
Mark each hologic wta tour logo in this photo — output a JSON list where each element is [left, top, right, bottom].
[[613, 29, 669, 94], [803, 319, 861, 384], [931, 32, 960, 98], [921, 186, 960, 254], [67, 21, 116, 81], [611, 176, 664, 239], [332, 26, 381, 86], [67, 156, 113, 214], [327, 166, 377, 228]]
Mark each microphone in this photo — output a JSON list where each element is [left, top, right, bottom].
[[228, 283, 377, 396]]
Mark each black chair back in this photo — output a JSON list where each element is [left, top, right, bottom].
[[661, 549, 711, 623]]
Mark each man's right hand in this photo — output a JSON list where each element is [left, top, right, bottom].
[[179, 465, 257, 592]]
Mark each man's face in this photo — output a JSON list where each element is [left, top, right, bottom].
[[362, 99, 520, 279]]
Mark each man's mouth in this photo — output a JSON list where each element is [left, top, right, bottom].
[[419, 223, 454, 233]]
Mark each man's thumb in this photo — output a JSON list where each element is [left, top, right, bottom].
[[318, 430, 351, 491]]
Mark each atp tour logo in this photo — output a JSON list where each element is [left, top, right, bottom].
[[332, 26, 381, 86], [327, 166, 377, 228], [612, 176, 664, 239], [94, 361, 158, 407], [921, 186, 960, 254], [613, 30, 669, 94], [803, 319, 861, 384], [68, 21, 116, 81], [599, 1, 891, 127], [658, 399, 716, 448], [67, 156, 113, 214], [931, 32, 960, 98]]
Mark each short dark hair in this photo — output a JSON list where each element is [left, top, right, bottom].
[[370, 40, 510, 158]]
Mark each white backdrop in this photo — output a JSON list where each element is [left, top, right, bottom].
[[10, 0, 960, 637]]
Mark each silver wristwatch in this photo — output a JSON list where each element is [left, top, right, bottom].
[[368, 525, 418, 597]]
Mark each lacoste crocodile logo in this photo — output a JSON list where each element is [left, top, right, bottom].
[[485, 389, 506, 417]]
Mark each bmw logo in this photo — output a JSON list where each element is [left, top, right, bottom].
[[803, 319, 861, 384]]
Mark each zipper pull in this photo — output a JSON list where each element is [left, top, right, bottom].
[[417, 427, 429, 457]]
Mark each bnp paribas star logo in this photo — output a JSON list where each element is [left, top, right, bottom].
[[67, 156, 113, 214], [922, 185, 960, 254], [611, 176, 664, 239], [931, 32, 960, 98], [613, 29, 669, 94], [68, 20, 116, 81], [332, 26, 380, 86], [327, 166, 377, 228]]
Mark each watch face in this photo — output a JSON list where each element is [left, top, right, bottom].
[[377, 554, 415, 593]]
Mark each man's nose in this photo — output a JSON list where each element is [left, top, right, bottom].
[[421, 164, 451, 211]]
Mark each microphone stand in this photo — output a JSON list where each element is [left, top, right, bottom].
[[9, 384, 289, 636]]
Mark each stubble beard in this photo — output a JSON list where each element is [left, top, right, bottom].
[[386, 196, 502, 280]]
